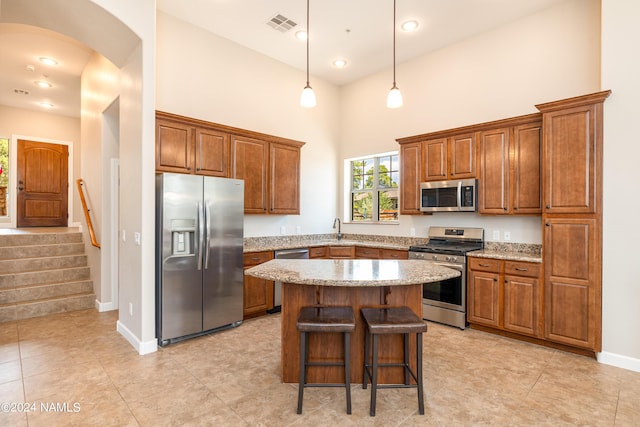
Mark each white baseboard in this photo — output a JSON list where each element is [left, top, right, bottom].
[[116, 320, 158, 355], [597, 351, 640, 373], [95, 299, 115, 312]]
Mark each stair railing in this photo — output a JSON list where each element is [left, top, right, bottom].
[[76, 179, 101, 249]]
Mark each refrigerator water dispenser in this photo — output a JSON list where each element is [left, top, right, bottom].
[[170, 219, 195, 256]]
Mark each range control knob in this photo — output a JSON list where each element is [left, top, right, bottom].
[[431, 255, 438, 261], [451, 256, 458, 263], [445, 256, 452, 262]]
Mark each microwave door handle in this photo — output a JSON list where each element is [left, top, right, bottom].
[[457, 181, 462, 209]]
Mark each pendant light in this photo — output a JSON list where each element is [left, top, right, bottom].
[[386, 0, 403, 108], [300, 0, 317, 108]]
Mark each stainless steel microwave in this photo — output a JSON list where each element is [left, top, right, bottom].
[[420, 179, 477, 212]]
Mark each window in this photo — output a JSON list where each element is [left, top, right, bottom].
[[0, 138, 8, 217], [350, 153, 399, 222]]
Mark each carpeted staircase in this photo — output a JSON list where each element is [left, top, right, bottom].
[[0, 231, 95, 323]]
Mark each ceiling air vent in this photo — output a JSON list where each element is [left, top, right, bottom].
[[266, 13, 297, 33], [14, 88, 30, 95]]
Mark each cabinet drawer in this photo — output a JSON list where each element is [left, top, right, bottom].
[[328, 246, 355, 258], [308, 246, 327, 258], [504, 261, 540, 278], [243, 251, 273, 266], [380, 249, 408, 260], [355, 247, 380, 259], [468, 257, 501, 273]]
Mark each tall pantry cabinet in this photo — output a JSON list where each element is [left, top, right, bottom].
[[535, 91, 610, 352]]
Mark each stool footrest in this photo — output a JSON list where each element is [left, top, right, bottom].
[[303, 383, 351, 388]]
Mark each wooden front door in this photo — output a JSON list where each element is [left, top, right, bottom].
[[17, 140, 68, 227]]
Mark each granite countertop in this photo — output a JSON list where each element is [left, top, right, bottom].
[[245, 258, 460, 287], [243, 238, 409, 253], [467, 249, 542, 263]]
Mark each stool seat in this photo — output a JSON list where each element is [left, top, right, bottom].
[[361, 306, 427, 334], [361, 306, 427, 416], [296, 306, 355, 415], [297, 306, 356, 333]]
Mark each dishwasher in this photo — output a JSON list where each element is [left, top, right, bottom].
[[268, 248, 309, 313]]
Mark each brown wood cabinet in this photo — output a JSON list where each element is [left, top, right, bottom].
[[328, 246, 355, 259], [231, 136, 303, 215], [355, 246, 380, 259], [422, 134, 476, 181], [543, 217, 599, 349], [380, 248, 408, 260], [156, 112, 230, 177], [399, 142, 422, 214], [536, 91, 610, 353], [478, 115, 542, 215], [308, 246, 327, 259], [243, 251, 274, 319], [467, 257, 541, 338], [156, 111, 304, 215]]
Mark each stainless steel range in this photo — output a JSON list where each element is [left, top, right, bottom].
[[409, 227, 484, 330]]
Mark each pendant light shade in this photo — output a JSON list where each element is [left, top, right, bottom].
[[387, 0, 403, 109], [301, 0, 316, 108]]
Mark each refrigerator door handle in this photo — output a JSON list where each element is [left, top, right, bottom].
[[204, 201, 212, 269], [196, 201, 204, 271]]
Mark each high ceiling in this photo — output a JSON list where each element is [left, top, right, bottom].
[[0, 0, 568, 118]]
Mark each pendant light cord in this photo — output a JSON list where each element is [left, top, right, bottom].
[[392, 0, 397, 86], [306, 0, 310, 86]]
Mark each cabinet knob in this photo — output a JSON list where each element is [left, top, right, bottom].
[[546, 205, 550, 209], [545, 223, 550, 227], [503, 207, 507, 211], [514, 207, 518, 210]]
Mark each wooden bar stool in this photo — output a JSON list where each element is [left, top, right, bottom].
[[296, 306, 356, 414], [361, 306, 427, 416]]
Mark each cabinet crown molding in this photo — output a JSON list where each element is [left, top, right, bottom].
[[535, 90, 611, 113]]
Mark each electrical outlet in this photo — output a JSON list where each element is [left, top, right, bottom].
[[121, 229, 126, 242], [410, 228, 416, 236], [504, 231, 511, 241], [129, 302, 133, 316], [296, 226, 301, 235], [492, 230, 500, 240], [134, 232, 141, 245], [280, 226, 286, 235]]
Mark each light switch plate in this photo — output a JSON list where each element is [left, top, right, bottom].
[[504, 231, 511, 241], [492, 230, 500, 240]]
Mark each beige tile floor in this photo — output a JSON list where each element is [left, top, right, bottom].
[[0, 309, 639, 426]]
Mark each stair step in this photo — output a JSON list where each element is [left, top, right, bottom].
[[0, 292, 95, 323], [0, 266, 90, 289], [0, 280, 93, 305], [0, 254, 88, 274], [0, 242, 86, 260], [0, 232, 83, 247]]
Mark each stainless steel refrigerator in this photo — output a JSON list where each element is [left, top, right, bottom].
[[156, 172, 244, 346]]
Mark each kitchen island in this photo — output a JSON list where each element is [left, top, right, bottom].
[[245, 259, 460, 384]]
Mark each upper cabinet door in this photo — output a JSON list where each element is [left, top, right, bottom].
[[512, 122, 542, 214], [400, 142, 422, 214], [537, 91, 610, 214], [448, 133, 476, 179], [422, 138, 448, 181], [478, 128, 509, 214], [270, 142, 301, 214], [543, 105, 597, 213], [195, 128, 230, 177], [231, 136, 269, 214], [156, 119, 194, 174]]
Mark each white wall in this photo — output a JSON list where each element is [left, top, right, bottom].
[[600, 0, 640, 370], [80, 52, 120, 309], [339, 0, 601, 243], [156, 12, 341, 237], [0, 105, 81, 226]]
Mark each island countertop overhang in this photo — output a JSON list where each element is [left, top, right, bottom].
[[244, 259, 460, 287]]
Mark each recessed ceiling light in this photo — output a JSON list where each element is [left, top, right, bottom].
[[39, 57, 58, 66], [39, 102, 54, 109], [295, 30, 307, 41], [35, 81, 52, 88], [26, 65, 35, 72], [332, 59, 348, 68], [401, 20, 419, 32]]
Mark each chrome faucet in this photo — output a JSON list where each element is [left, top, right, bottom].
[[332, 217, 342, 240]]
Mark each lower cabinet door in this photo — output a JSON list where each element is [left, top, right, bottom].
[[243, 268, 273, 318], [503, 275, 539, 337], [467, 270, 501, 328]]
